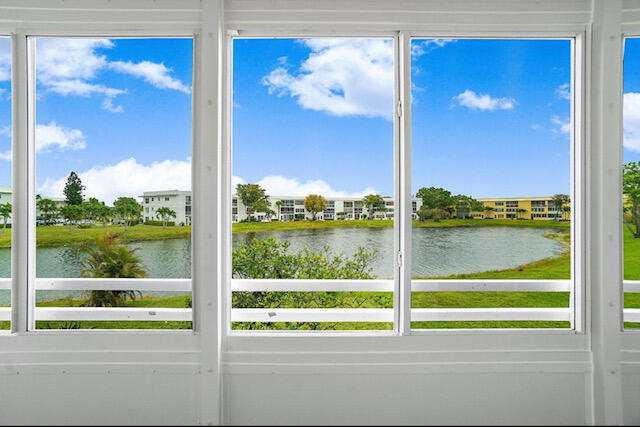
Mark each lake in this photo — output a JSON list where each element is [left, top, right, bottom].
[[0, 226, 565, 304]]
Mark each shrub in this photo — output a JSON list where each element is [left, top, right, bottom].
[[81, 233, 148, 307], [145, 220, 176, 227], [77, 223, 94, 229], [418, 207, 451, 222]]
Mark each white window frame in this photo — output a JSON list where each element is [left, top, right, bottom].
[[223, 30, 587, 342]]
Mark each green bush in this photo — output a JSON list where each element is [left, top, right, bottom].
[[77, 223, 94, 229], [418, 207, 451, 222], [145, 220, 176, 227]]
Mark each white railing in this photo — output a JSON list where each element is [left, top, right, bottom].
[[0, 278, 637, 324]]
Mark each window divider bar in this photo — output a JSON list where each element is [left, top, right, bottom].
[[10, 32, 27, 333], [398, 31, 412, 335], [26, 36, 36, 331]]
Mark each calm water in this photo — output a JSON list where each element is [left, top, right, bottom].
[[0, 226, 565, 304]]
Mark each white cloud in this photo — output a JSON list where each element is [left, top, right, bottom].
[[108, 60, 191, 94], [234, 174, 377, 198], [262, 38, 394, 119], [38, 157, 191, 204], [411, 39, 455, 56], [36, 121, 87, 153], [452, 90, 516, 111], [34, 38, 190, 112], [551, 115, 571, 134], [556, 83, 571, 100], [624, 92, 640, 151]]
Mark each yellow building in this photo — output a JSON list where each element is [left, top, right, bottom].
[[461, 196, 570, 221]]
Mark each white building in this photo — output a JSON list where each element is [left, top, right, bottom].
[[140, 190, 192, 225], [0, 186, 11, 223], [232, 194, 423, 222]]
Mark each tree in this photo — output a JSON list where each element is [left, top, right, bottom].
[[624, 162, 640, 237], [562, 205, 571, 221], [0, 203, 10, 232], [81, 198, 104, 223], [37, 198, 58, 225], [60, 204, 83, 229], [417, 207, 450, 222], [156, 206, 177, 228], [236, 183, 269, 221], [483, 205, 494, 219], [363, 194, 386, 219], [81, 233, 148, 306], [516, 208, 528, 220], [113, 197, 142, 230], [452, 194, 481, 218], [275, 200, 283, 221], [304, 194, 327, 221], [63, 171, 85, 206], [551, 194, 570, 221], [95, 204, 112, 227], [416, 187, 453, 211]]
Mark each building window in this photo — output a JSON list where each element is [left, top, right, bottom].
[[32, 37, 193, 330]]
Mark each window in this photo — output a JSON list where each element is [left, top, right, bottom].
[[622, 37, 640, 329], [33, 37, 193, 330], [411, 38, 573, 329], [231, 37, 394, 331], [0, 37, 10, 330]]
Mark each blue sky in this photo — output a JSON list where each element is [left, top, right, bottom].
[[624, 38, 640, 163], [234, 38, 572, 198], [0, 37, 586, 203]]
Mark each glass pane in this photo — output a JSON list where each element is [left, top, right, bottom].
[[0, 37, 10, 330], [33, 37, 193, 329], [623, 38, 640, 329], [410, 39, 572, 329], [232, 38, 394, 331]]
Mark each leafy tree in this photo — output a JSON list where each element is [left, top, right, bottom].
[[95, 204, 112, 227], [452, 194, 482, 218], [624, 161, 640, 237], [155, 206, 177, 228], [63, 171, 85, 206], [60, 204, 83, 229], [417, 207, 450, 222], [551, 194, 570, 221], [0, 203, 10, 232], [483, 205, 494, 219], [516, 208, 528, 220], [81, 198, 104, 223], [113, 197, 142, 230], [81, 233, 148, 306], [236, 183, 269, 221], [37, 198, 58, 225], [416, 187, 453, 210], [304, 194, 327, 221], [363, 194, 386, 218]]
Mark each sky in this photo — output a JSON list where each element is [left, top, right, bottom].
[[0, 36, 604, 204], [234, 38, 572, 199]]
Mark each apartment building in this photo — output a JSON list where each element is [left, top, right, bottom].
[[140, 190, 192, 225], [473, 197, 570, 221], [232, 195, 422, 223]]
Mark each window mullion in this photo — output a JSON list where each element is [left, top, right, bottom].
[[398, 31, 412, 335], [10, 32, 28, 333]]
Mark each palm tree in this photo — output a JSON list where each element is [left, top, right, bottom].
[[0, 203, 10, 232], [551, 194, 570, 221], [37, 198, 58, 225], [516, 208, 528, 220], [483, 206, 494, 219], [81, 233, 148, 306], [275, 200, 283, 221], [155, 206, 176, 229]]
